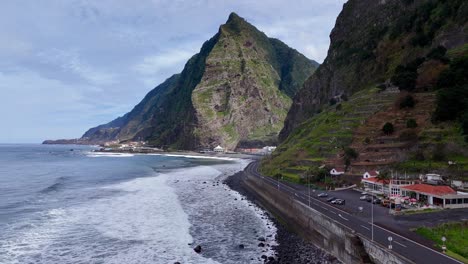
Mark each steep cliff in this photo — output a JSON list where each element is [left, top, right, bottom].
[[264, 0, 468, 180], [79, 13, 318, 150], [280, 0, 468, 140]]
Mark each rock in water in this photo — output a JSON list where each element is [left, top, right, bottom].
[[194, 245, 202, 253]]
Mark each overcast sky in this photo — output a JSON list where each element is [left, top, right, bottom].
[[0, 0, 346, 143]]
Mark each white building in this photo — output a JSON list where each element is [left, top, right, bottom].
[[363, 170, 379, 179], [400, 184, 468, 209], [213, 145, 224, 153], [330, 168, 345, 176]]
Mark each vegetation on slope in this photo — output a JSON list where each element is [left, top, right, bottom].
[[261, 88, 397, 182], [82, 13, 317, 150], [281, 0, 468, 141], [416, 221, 468, 261]]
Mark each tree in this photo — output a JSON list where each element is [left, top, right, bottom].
[[382, 122, 395, 135], [406, 119, 418, 128], [400, 95, 416, 108], [343, 147, 358, 169]]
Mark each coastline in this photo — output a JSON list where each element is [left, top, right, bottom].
[[224, 167, 340, 264]]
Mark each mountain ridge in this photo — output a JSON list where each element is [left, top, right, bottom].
[[46, 12, 318, 149]]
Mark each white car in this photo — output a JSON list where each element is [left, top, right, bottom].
[[360, 195, 367, 200], [361, 191, 368, 195]]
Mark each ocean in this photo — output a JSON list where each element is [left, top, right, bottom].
[[0, 144, 276, 264]]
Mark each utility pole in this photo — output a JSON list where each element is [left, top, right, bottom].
[[371, 194, 374, 241], [308, 175, 311, 207]]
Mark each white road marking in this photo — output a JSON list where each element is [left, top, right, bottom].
[[320, 206, 328, 211], [361, 225, 370, 230], [330, 211, 337, 215], [338, 214, 349, 221], [394, 241, 407, 248]]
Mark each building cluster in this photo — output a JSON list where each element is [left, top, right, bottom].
[[360, 171, 468, 209]]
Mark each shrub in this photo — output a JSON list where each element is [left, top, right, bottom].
[[391, 65, 418, 91], [344, 147, 359, 159], [363, 137, 371, 144], [329, 98, 337, 105], [426, 45, 449, 63], [432, 144, 446, 161], [400, 130, 418, 141], [335, 104, 342, 111], [382, 122, 395, 135], [406, 119, 418, 128], [399, 94, 416, 108]]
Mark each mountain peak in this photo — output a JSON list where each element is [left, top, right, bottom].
[[222, 12, 252, 34], [226, 12, 243, 23]]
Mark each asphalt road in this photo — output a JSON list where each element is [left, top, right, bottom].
[[245, 162, 463, 264]]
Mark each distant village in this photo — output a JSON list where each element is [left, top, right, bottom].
[[97, 140, 277, 156]]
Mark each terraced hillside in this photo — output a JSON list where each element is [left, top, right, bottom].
[[329, 93, 437, 183], [260, 87, 399, 182]]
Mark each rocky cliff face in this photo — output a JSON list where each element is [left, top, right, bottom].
[[280, 0, 468, 141], [80, 13, 317, 150], [264, 0, 468, 179]]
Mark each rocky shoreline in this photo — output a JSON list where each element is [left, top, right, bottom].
[[224, 169, 340, 264]]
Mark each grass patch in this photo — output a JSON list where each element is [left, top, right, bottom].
[[415, 221, 468, 260], [401, 208, 442, 215]]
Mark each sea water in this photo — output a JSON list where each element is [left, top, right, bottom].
[[0, 144, 276, 264]]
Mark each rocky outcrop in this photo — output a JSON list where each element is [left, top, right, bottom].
[[280, 0, 468, 141], [75, 13, 317, 150]]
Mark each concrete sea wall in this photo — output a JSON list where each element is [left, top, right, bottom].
[[242, 173, 413, 264]]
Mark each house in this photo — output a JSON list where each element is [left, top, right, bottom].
[[363, 170, 379, 179], [400, 184, 468, 209], [213, 145, 224, 153], [330, 168, 345, 176], [361, 177, 419, 196]]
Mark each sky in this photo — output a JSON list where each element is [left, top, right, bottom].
[[0, 0, 347, 143]]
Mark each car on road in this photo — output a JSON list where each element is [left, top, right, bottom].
[[317, 193, 328, 198], [327, 197, 337, 202], [366, 196, 373, 202], [372, 198, 382, 204], [361, 191, 368, 195], [360, 195, 367, 200]]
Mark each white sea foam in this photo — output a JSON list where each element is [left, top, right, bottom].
[[87, 152, 135, 158], [0, 171, 220, 263], [0, 158, 276, 264], [148, 153, 238, 161]]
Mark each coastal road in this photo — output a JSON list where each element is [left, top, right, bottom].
[[244, 162, 463, 264]]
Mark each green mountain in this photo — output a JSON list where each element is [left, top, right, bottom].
[[80, 13, 318, 150], [264, 0, 468, 181]]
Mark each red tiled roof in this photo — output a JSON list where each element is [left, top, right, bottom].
[[368, 170, 379, 176], [400, 184, 456, 196], [361, 177, 390, 184]]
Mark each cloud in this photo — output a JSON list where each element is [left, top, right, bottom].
[[36, 49, 116, 86], [133, 49, 194, 76], [0, 0, 346, 142]]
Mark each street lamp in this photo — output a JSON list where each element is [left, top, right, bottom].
[[388, 236, 393, 250], [441, 236, 446, 253], [371, 198, 374, 241], [308, 175, 311, 207]]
